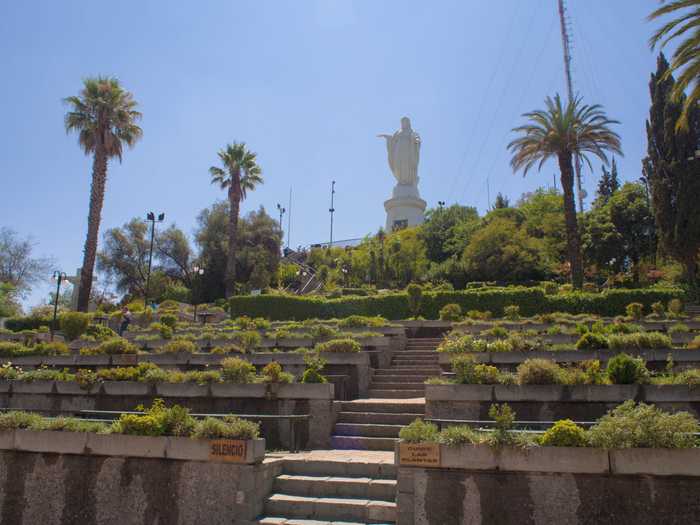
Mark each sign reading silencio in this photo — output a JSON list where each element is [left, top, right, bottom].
[[209, 439, 247, 463], [399, 442, 441, 467]]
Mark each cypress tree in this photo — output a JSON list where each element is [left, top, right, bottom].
[[644, 54, 700, 293]]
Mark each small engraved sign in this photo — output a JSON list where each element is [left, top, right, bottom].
[[209, 439, 247, 463], [399, 442, 441, 467]]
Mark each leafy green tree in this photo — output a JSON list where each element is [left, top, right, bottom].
[[582, 205, 624, 277], [493, 193, 510, 209], [508, 94, 622, 289], [0, 283, 20, 317], [0, 228, 53, 298], [644, 54, 700, 291], [64, 77, 142, 310], [649, 0, 700, 129], [194, 203, 281, 299], [156, 225, 195, 286], [420, 205, 479, 263], [517, 188, 567, 266], [595, 157, 620, 205], [461, 217, 548, 282], [209, 143, 263, 296]]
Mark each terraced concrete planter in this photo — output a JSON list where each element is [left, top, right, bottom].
[[426, 383, 700, 421], [0, 380, 335, 450], [2, 428, 266, 463], [438, 348, 700, 371], [396, 442, 700, 524]]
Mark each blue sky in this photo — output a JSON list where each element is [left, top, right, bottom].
[[0, 0, 667, 308]]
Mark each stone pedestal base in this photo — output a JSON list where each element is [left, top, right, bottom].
[[384, 184, 426, 232]]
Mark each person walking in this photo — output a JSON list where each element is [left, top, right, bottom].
[[118, 306, 132, 336]]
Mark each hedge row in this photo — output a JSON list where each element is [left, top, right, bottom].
[[229, 287, 684, 321], [4, 316, 52, 332]]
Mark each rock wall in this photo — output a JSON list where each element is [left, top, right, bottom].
[[398, 467, 700, 524], [0, 450, 281, 524]]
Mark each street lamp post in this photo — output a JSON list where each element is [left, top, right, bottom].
[[329, 181, 336, 249], [51, 271, 67, 341], [144, 211, 165, 309], [192, 265, 205, 321]]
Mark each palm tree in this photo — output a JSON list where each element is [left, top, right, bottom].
[[64, 77, 142, 311], [209, 143, 263, 297], [649, 0, 700, 129], [508, 94, 622, 289]]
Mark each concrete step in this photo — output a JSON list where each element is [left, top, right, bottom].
[[369, 375, 432, 382], [331, 435, 398, 452], [369, 382, 425, 390], [340, 401, 425, 414], [334, 423, 403, 438], [273, 474, 396, 501], [367, 389, 425, 398], [256, 516, 382, 525], [392, 357, 439, 363], [374, 368, 439, 375], [282, 458, 396, 480], [337, 411, 422, 425], [264, 493, 396, 523], [391, 351, 437, 357]]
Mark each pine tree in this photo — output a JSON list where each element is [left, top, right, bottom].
[[595, 158, 620, 205], [645, 54, 700, 293], [493, 193, 510, 209]]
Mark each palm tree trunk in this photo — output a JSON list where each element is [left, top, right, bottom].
[[225, 185, 241, 297], [557, 152, 584, 289], [77, 146, 107, 311]]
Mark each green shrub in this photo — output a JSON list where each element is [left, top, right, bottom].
[[314, 338, 361, 353], [439, 304, 462, 322], [488, 403, 515, 445], [90, 337, 137, 355], [651, 301, 665, 316], [182, 370, 222, 385], [566, 360, 607, 385], [221, 357, 257, 383], [626, 302, 644, 320], [516, 359, 563, 385], [437, 425, 479, 446], [192, 416, 260, 440], [310, 324, 339, 340], [40, 417, 108, 433], [4, 315, 52, 332], [337, 315, 388, 328], [399, 419, 439, 443], [159, 313, 178, 329], [59, 312, 91, 341], [539, 419, 587, 447], [588, 400, 699, 448], [669, 323, 689, 334], [582, 283, 598, 293], [0, 342, 32, 357], [668, 298, 683, 316], [159, 339, 197, 354], [606, 353, 649, 384], [233, 331, 262, 352], [607, 332, 672, 351], [84, 324, 117, 341], [467, 310, 492, 320], [300, 353, 327, 384], [452, 355, 501, 385], [149, 322, 173, 340], [0, 411, 44, 431], [503, 305, 520, 320], [437, 335, 487, 353], [261, 361, 294, 384], [688, 335, 700, 350], [542, 282, 558, 295], [33, 341, 70, 356], [575, 332, 609, 350], [111, 399, 197, 437], [406, 283, 423, 318]]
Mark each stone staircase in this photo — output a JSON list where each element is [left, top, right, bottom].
[[258, 453, 397, 524], [331, 399, 425, 451], [368, 337, 442, 398]]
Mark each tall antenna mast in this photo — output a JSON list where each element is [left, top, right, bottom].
[[557, 0, 584, 213]]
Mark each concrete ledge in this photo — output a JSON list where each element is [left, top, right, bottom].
[[277, 383, 334, 400], [86, 433, 167, 458], [101, 381, 152, 396], [398, 442, 700, 476], [210, 383, 267, 398], [15, 429, 88, 454]]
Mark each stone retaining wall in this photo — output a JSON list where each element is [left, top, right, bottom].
[[397, 443, 700, 524], [426, 383, 700, 421], [0, 381, 335, 450], [0, 448, 280, 524]]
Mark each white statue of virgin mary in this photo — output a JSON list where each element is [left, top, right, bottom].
[[377, 117, 421, 187]]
